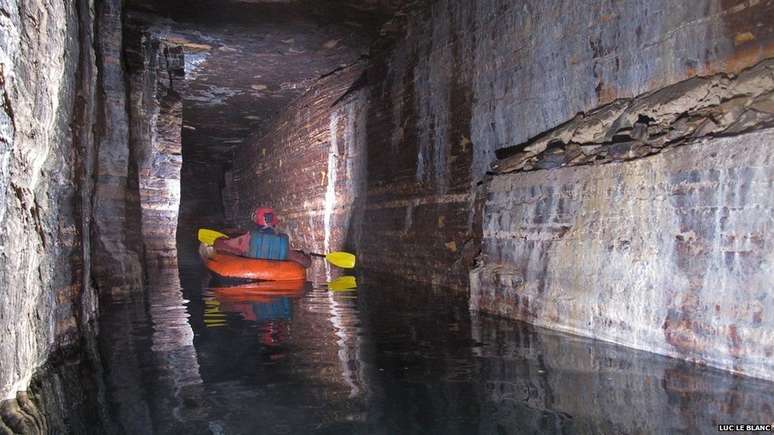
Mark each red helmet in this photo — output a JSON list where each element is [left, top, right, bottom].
[[253, 207, 279, 227]]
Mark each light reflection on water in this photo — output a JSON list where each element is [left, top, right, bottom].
[[96, 260, 774, 435]]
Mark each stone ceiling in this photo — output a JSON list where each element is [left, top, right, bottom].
[[126, 0, 408, 161]]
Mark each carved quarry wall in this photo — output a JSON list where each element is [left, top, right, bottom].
[[474, 125, 774, 380], [467, 12, 774, 379], [0, 0, 133, 412], [0, 0, 159, 427], [357, 0, 774, 290], [91, 0, 145, 295], [228, 65, 369, 258], [369, 0, 774, 379], [225, 0, 774, 378], [126, 28, 185, 268], [0, 0, 91, 406]]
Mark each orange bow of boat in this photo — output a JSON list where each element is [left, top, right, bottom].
[[203, 251, 307, 281]]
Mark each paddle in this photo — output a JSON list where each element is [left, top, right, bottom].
[[309, 252, 356, 269], [198, 228, 228, 246], [197, 228, 357, 269], [327, 275, 357, 291]]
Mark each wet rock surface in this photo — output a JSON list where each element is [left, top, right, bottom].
[[227, 64, 369, 257], [0, 0, 99, 406], [0, 0, 148, 423], [125, 29, 185, 268], [327, 0, 774, 291], [2, 342, 115, 435], [474, 126, 774, 380], [493, 60, 774, 173], [92, 0, 145, 295]]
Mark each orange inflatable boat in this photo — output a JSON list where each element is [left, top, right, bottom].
[[202, 250, 307, 281]]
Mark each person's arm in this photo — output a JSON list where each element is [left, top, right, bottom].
[[214, 233, 251, 256], [287, 249, 311, 268]]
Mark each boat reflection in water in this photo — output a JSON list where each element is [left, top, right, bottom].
[[206, 280, 304, 322], [205, 280, 306, 361]]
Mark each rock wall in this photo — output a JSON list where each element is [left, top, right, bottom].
[[461, 3, 774, 380], [357, 0, 774, 291], [126, 28, 185, 268], [91, 0, 144, 294], [1, 340, 115, 434], [0, 0, 92, 404], [0, 0, 150, 425], [223, 0, 774, 379], [364, 0, 774, 379], [228, 64, 369, 258], [474, 125, 774, 380]]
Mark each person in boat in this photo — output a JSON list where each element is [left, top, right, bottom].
[[213, 206, 311, 267]]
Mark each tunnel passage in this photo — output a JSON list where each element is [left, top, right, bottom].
[[126, 0, 774, 382], [0, 0, 773, 431], [122, 0, 401, 267]]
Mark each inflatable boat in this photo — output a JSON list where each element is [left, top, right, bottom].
[[201, 246, 307, 281]]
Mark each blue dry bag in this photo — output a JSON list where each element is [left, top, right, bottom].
[[248, 229, 289, 260]]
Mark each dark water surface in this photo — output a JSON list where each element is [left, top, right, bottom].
[[95, 257, 773, 434]]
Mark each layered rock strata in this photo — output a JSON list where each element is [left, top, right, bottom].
[[0, 0, 156, 428], [355, 0, 774, 291], [126, 29, 185, 268], [227, 65, 369, 257], [493, 60, 774, 173], [0, 0, 97, 405], [226, 0, 774, 380], [91, 0, 145, 294], [473, 63, 774, 380]]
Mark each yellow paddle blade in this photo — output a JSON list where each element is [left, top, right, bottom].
[[328, 275, 357, 292], [198, 228, 228, 246], [325, 251, 356, 269]]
